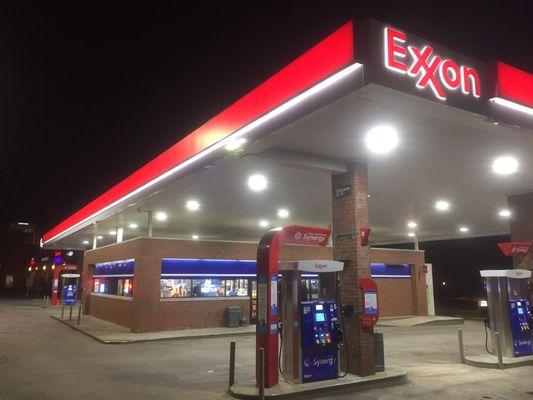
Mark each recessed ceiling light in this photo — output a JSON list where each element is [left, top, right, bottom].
[[277, 208, 290, 219], [96, 235, 103, 240], [109, 230, 117, 235], [459, 226, 470, 233], [129, 223, 138, 229], [407, 221, 418, 229], [225, 137, 247, 151], [492, 121, 499, 126], [499, 209, 512, 218], [435, 200, 450, 211], [365, 125, 399, 154], [407, 232, 416, 237], [82, 240, 89, 245], [492, 156, 518, 175], [186, 200, 200, 211], [272, 227, 283, 231], [155, 211, 168, 221], [248, 174, 268, 191], [259, 219, 269, 228], [192, 234, 199, 240]]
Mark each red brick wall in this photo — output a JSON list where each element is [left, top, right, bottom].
[[370, 248, 428, 317], [88, 294, 133, 328], [375, 279, 413, 317], [159, 298, 250, 330]]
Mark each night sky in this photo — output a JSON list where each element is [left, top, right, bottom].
[[1, 1, 532, 233]]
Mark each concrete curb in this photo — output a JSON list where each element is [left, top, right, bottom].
[[51, 315, 255, 344], [229, 369, 408, 399], [465, 354, 533, 369]]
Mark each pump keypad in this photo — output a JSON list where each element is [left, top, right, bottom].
[[313, 326, 332, 345]]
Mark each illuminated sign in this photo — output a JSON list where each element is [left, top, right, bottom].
[[282, 225, 331, 246], [384, 27, 481, 101], [497, 242, 531, 257]]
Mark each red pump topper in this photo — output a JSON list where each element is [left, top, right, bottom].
[[359, 277, 379, 328]]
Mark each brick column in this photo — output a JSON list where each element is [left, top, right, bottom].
[[508, 192, 533, 269], [81, 262, 94, 314], [331, 161, 375, 376], [131, 239, 163, 332]]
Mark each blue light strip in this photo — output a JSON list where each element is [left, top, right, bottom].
[[370, 263, 412, 278], [94, 259, 135, 276], [161, 258, 257, 277]]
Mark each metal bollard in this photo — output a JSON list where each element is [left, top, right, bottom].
[[457, 328, 465, 363], [61, 301, 65, 319], [228, 341, 236, 390], [77, 302, 82, 326], [258, 348, 265, 400], [495, 332, 504, 369], [69, 304, 73, 321]]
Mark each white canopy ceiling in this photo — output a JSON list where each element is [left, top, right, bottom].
[[52, 84, 533, 250]]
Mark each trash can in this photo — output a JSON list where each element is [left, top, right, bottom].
[[225, 306, 241, 328], [374, 331, 385, 372]]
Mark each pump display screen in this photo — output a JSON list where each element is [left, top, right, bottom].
[[518, 308, 524, 315], [315, 304, 323, 311], [314, 312, 325, 322]]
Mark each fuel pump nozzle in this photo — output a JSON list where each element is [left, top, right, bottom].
[[333, 322, 344, 344]]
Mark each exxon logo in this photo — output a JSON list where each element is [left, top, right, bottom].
[[384, 27, 481, 101]]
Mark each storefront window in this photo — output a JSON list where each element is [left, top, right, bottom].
[[93, 277, 133, 297], [192, 278, 225, 297], [94, 278, 101, 293], [225, 279, 249, 297], [160, 279, 192, 298], [117, 278, 133, 297], [160, 278, 254, 298]]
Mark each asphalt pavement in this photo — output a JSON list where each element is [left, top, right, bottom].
[[1, 298, 532, 400]]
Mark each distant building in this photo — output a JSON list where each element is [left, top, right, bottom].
[[0, 222, 40, 294], [0, 222, 84, 296]]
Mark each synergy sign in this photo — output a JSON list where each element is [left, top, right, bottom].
[[384, 27, 481, 101]]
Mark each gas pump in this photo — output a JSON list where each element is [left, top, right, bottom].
[[279, 260, 344, 383], [480, 269, 533, 357], [50, 265, 79, 306]]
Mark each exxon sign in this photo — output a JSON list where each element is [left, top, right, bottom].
[[384, 27, 481, 101]]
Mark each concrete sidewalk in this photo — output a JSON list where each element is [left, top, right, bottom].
[[48, 308, 255, 343], [377, 315, 464, 327]]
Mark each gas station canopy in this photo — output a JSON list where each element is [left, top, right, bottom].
[[42, 19, 533, 250]]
